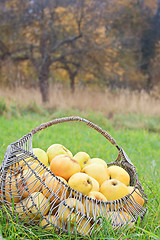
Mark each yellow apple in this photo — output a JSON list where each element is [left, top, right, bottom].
[[47, 144, 73, 164], [12, 150, 47, 174], [108, 166, 130, 186], [58, 197, 85, 223], [73, 152, 90, 169], [100, 179, 130, 201], [7, 153, 26, 174], [88, 191, 107, 202], [17, 154, 33, 169], [41, 168, 53, 182], [32, 148, 48, 167], [23, 161, 46, 175], [89, 176, 99, 192], [128, 186, 145, 207], [124, 186, 145, 214], [39, 214, 61, 230], [14, 199, 38, 222], [1, 174, 21, 203], [87, 158, 107, 168], [43, 175, 68, 203], [50, 154, 81, 180], [82, 163, 109, 186], [68, 173, 92, 195], [70, 214, 91, 236], [84, 191, 107, 218], [26, 192, 50, 218], [106, 211, 133, 228], [17, 169, 43, 198]]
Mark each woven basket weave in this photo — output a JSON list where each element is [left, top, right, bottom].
[[0, 116, 148, 236]]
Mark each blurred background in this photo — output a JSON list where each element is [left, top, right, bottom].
[[0, 0, 160, 117]]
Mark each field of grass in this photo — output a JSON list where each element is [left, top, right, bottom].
[[0, 110, 160, 239]]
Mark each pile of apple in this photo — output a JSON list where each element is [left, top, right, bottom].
[[47, 144, 144, 206], [0, 143, 145, 234]]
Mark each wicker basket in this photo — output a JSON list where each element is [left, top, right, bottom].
[[0, 116, 147, 236]]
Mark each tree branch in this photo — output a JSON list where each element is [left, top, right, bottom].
[[51, 34, 82, 53]]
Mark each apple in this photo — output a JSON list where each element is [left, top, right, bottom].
[[47, 144, 73, 164], [17, 169, 43, 198], [89, 176, 99, 192], [14, 199, 38, 222], [84, 191, 107, 218], [41, 168, 53, 182], [68, 173, 92, 195], [58, 198, 85, 221], [108, 166, 130, 186], [26, 192, 50, 218], [7, 153, 26, 174], [58, 198, 90, 234], [23, 161, 46, 175], [124, 186, 145, 213], [87, 158, 107, 168], [70, 214, 91, 236], [128, 186, 144, 207], [88, 191, 107, 202], [43, 175, 68, 203], [7, 164, 20, 175], [106, 211, 133, 228], [73, 152, 90, 169], [50, 154, 81, 180], [8, 149, 48, 175], [39, 214, 61, 230], [100, 179, 130, 201], [82, 163, 109, 186], [1, 174, 21, 203], [32, 148, 48, 167]]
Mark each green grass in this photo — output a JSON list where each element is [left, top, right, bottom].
[[0, 111, 160, 239], [112, 114, 160, 133]]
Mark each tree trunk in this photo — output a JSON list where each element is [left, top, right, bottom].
[[39, 77, 49, 102], [38, 66, 50, 103], [70, 75, 75, 93], [70, 72, 77, 94]]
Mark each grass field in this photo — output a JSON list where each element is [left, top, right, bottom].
[[0, 111, 160, 239]]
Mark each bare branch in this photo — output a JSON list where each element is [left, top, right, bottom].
[[51, 34, 82, 53]]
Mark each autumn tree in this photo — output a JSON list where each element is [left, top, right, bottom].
[[103, 0, 158, 90], [54, 0, 124, 91], [53, 0, 107, 92], [1, 0, 112, 100], [0, 0, 124, 97], [1, 0, 160, 96], [0, 0, 84, 102]]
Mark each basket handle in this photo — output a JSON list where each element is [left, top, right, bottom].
[[31, 116, 133, 166], [31, 116, 117, 145]]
